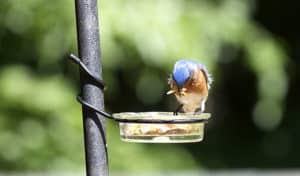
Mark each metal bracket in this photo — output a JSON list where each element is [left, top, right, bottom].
[[69, 54, 105, 89], [69, 53, 208, 124]]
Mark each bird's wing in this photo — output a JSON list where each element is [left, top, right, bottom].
[[198, 64, 213, 89]]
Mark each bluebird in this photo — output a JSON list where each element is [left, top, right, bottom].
[[167, 60, 212, 114]]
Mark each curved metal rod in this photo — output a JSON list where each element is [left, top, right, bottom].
[[69, 53, 105, 89], [77, 96, 114, 119], [78, 96, 208, 124], [70, 54, 208, 124]]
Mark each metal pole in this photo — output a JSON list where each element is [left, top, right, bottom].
[[74, 0, 108, 175]]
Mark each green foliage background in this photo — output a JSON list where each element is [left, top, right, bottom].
[[0, 0, 295, 172]]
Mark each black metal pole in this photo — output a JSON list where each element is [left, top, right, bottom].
[[74, 0, 108, 176]]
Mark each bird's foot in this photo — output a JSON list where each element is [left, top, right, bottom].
[[173, 104, 183, 116], [193, 111, 202, 115], [194, 107, 204, 115]]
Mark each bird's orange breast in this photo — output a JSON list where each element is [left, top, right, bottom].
[[184, 69, 208, 96]]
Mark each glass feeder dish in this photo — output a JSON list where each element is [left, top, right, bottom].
[[112, 112, 211, 143]]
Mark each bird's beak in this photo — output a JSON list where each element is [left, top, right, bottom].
[[166, 90, 176, 95], [166, 88, 187, 95]]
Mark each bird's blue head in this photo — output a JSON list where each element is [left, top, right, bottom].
[[172, 60, 197, 88]]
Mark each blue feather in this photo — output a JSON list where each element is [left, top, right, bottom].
[[172, 59, 212, 88], [172, 60, 197, 87]]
